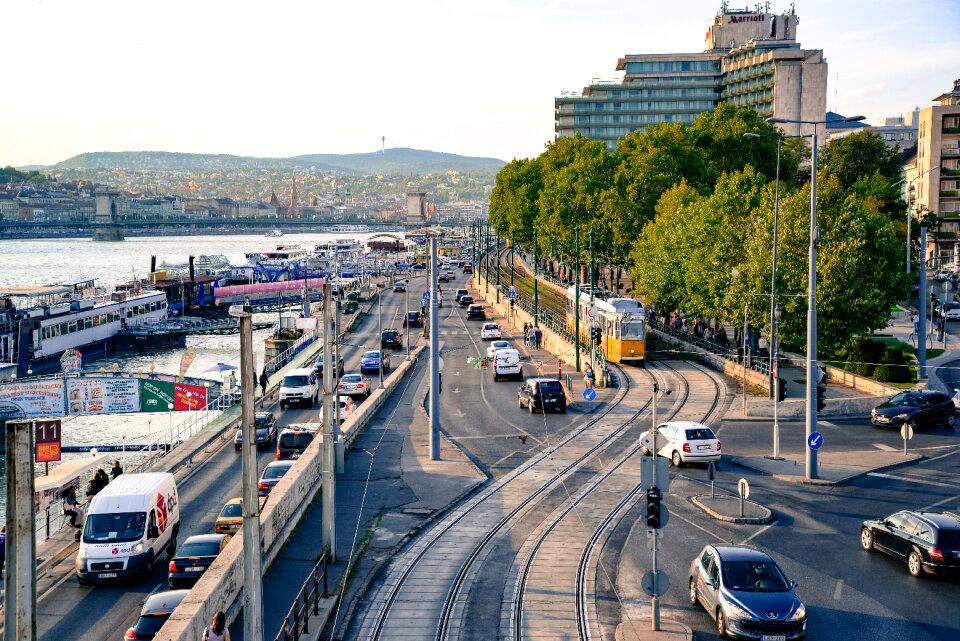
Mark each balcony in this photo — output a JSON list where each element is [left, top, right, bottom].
[[944, 127, 960, 135], [943, 147, 960, 158], [941, 191, 960, 199], [942, 168, 960, 177]]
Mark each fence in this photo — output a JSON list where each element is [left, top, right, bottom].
[[263, 331, 317, 377], [647, 317, 775, 376], [273, 555, 329, 641]]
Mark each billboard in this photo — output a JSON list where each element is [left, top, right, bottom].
[[0, 380, 66, 417], [67, 378, 140, 415], [140, 380, 207, 412]]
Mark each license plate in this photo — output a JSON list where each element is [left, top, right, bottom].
[[186, 566, 204, 572], [698, 445, 711, 451], [291, 452, 301, 459], [99, 572, 117, 579], [762, 636, 786, 641], [545, 399, 556, 404]]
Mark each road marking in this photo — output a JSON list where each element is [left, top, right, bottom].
[[670, 507, 735, 545], [833, 579, 844, 600], [921, 492, 960, 511], [740, 520, 778, 544], [926, 447, 960, 463], [867, 472, 959, 489], [872, 443, 897, 452]]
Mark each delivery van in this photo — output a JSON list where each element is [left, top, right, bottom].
[[492, 348, 523, 382], [75, 472, 180, 584], [279, 367, 318, 409]]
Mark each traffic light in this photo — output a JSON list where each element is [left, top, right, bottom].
[[776, 377, 786, 402], [645, 487, 663, 529], [816, 384, 826, 412], [590, 326, 601, 345]]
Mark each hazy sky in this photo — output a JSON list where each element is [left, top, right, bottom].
[[4, 0, 958, 167]]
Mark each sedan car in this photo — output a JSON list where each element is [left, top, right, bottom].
[[639, 421, 721, 467], [466, 304, 486, 321], [936, 301, 960, 320], [320, 397, 355, 425], [458, 295, 475, 308], [871, 390, 957, 429], [168, 534, 229, 589], [486, 339, 511, 359], [259, 460, 295, 496], [338, 373, 372, 398], [438, 273, 450, 283], [860, 510, 960, 577], [393, 281, 407, 293], [403, 310, 423, 328], [455, 288, 469, 303], [313, 351, 344, 378], [360, 350, 391, 375], [480, 323, 502, 341], [214, 497, 243, 535], [234, 411, 278, 451], [689, 545, 807, 640], [381, 328, 403, 351], [124, 590, 190, 640]]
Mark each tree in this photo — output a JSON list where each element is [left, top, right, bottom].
[[488, 158, 542, 245], [820, 131, 902, 190]]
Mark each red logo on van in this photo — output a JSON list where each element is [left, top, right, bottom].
[[112, 548, 118, 555], [156, 494, 168, 533]]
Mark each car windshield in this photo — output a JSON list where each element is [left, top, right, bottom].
[[384, 331, 398, 339], [363, 351, 380, 359], [262, 465, 291, 480], [537, 381, 563, 394], [280, 432, 312, 447], [492, 341, 509, 349], [220, 502, 242, 518], [255, 416, 272, 427], [888, 393, 921, 407], [939, 529, 960, 547], [685, 428, 715, 441], [133, 613, 170, 636], [83, 511, 146, 543], [342, 376, 361, 384], [177, 540, 221, 557], [283, 375, 309, 387], [946, 304, 960, 311], [721, 561, 791, 591]]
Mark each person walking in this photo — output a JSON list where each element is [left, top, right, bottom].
[[522, 323, 530, 345], [111, 460, 123, 479], [259, 370, 269, 397], [1, 527, 6, 576], [584, 365, 595, 389], [63, 486, 81, 528], [202, 611, 231, 641], [534, 327, 542, 349]]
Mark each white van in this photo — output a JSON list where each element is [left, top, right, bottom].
[[280, 367, 318, 409], [492, 348, 522, 382], [75, 472, 180, 584]]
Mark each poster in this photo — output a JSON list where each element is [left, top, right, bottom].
[[67, 378, 140, 415], [174, 383, 207, 411], [140, 380, 207, 411], [0, 380, 65, 417]]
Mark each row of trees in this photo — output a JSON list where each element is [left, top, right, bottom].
[[488, 103, 910, 355]]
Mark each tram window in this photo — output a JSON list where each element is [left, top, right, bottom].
[[68, 321, 77, 333], [623, 321, 643, 338]]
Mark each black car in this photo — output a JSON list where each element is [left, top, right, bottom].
[[234, 411, 278, 451], [403, 310, 423, 328], [276, 429, 316, 460], [381, 328, 403, 351], [438, 273, 450, 283], [259, 460, 296, 495], [871, 390, 957, 429], [861, 510, 960, 577], [124, 590, 189, 640], [313, 351, 344, 378], [518, 378, 567, 414], [458, 295, 475, 308], [466, 304, 486, 321], [167, 534, 229, 588], [455, 288, 469, 303]]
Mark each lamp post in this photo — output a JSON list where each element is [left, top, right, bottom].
[[495, 231, 501, 304], [377, 286, 384, 389], [773, 304, 783, 458], [768, 113, 864, 480], [574, 226, 581, 372], [589, 227, 595, 373], [510, 231, 515, 288], [533, 229, 539, 328]]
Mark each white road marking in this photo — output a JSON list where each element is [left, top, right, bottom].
[[833, 579, 844, 600], [926, 448, 960, 463], [740, 520, 778, 544], [872, 443, 897, 451], [670, 507, 735, 545], [867, 472, 959, 489]]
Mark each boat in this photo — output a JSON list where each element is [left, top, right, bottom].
[[265, 229, 284, 237]]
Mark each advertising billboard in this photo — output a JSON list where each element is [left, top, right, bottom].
[[0, 380, 66, 417], [67, 378, 140, 415]]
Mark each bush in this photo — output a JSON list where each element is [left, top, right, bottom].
[[843, 338, 885, 377], [873, 347, 912, 383]]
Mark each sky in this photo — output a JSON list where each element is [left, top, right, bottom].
[[3, 0, 958, 167]]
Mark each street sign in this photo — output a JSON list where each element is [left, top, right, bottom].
[[641, 570, 670, 597], [639, 456, 670, 493], [737, 478, 750, 500], [900, 424, 914, 441], [583, 388, 597, 401], [808, 431, 824, 450], [35, 418, 62, 463], [587, 305, 597, 319], [423, 291, 431, 300], [508, 287, 517, 299], [707, 461, 715, 481]]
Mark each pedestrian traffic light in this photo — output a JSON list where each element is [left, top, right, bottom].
[[590, 326, 601, 345], [776, 377, 786, 402], [816, 384, 826, 412], [645, 487, 663, 529]]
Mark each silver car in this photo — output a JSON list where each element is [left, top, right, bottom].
[[689, 545, 806, 640], [338, 373, 372, 399]]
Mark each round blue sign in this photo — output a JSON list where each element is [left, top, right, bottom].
[[807, 431, 824, 450], [583, 388, 597, 402]]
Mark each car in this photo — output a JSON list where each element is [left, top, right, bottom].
[[320, 397, 355, 425], [438, 273, 450, 283], [518, 377, 566, 412], [381, 328, 403, 351], [259, 460, 296, 495], [124, 590, 190, 640], [466, 304, 486, 321], [276, 428, 316, 460], [458, 295, 475, 308], [934, 269, 953, 281], [445, 271, 456, 280], [463, 264, 473, 274], [403, 310, 423, 328], [167, 534, 229, 589], [393, 281, 407, 293], [871, 390, 957, 429], [455, 288, 469, 303], [338, 373, 372, 398], [279, 368, 318, 409], [234, 411, 278, 451], [638, 421, 721, 467], [689, 545, 807, 640], [360, 350, 391, 375], [480, 323, 502, 341], [486, 339, 511, 359], [412, 262, 427, 271], [860, 510, 960, 577], [214, 497, 243, 535], [313, 351, 344, 378], [935, 301, 960, 320]]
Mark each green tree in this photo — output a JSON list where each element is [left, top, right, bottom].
[[488, 157, 542, 245], [820, 130, 902, 190]]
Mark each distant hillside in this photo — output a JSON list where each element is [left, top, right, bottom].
[[50, 148, 506, 175]]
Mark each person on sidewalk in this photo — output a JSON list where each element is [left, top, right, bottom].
[[202, 611, 230, 641], [534, 327, 542, 349], [584, 365, 595, 389], [63, 486, 81, 528], [259, 370, 269, 396], [522, 323, 530, 345], [913, 313, 920, 336]]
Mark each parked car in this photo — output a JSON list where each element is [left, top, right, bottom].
[[455, 288, 469, 303], [320, 397, 355, 425], [313, 351, 344, 378], [689, 545, 807, 640], [381, 329, 403, 351], [393, 281, 407, 293], [259, 460, 296, 495], [167, 534, 229, 589], [403, 310, 423, 328], [279, 368, 318, 409], [518, 377, 565, 412], [638, 421, 721, 467], [486, 339, 511, 359], [124, 590, 190, 640], [480, 323, 502, 341], [338, 373, 372, 398], [276, 429, 316, 460], [860, 510, 960, 577], [871, 390, 957, 429], [935, 301, 960, 320], [466, 304, 486, 321], [214, 497, 243, 535], [458, 295, 475, 308], [234, 411, 278, 451]]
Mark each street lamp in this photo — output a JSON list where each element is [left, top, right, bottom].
[[533, 229, 539, 328], [766, 113, 865, 480], [773, 304, 783, 458]]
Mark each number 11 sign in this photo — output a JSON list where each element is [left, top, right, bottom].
[[35, 419, 62, 464]]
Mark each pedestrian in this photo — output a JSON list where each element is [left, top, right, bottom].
[[0, 527, 6, 576], [96, 468, 110, 490], [535, 327, 542, 349], [259, 370, 269, 396], [111, 460, 123, 479], [63, 486, 81, 528], [522, 323, 530, 345], [913, 313, 920, 335], [202, 611, 230, 641], [228, 371, 238, 390], [526, 325, 536, 347], [584, 365, 595, 389]]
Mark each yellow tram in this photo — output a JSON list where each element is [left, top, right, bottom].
[[566, 285, 646, 365]]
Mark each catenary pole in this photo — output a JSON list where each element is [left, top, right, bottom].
[[321, 283, 337, 559], [429, 236, 441, 460]]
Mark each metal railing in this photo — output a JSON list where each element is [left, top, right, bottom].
[[648, 318, 774, 375], [273, 555, 329, 641], [263, 331, 317, 377]]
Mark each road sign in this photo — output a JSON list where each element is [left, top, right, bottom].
[[587, 305, 597, 319], [900, 424, 914, 441], [639, 456, 670, 493], [707, 461, 716, 481], [641, 570, 670, 597], [807, 431, 824, 450], [35, 419, 62, 463], [423, 291, 431, 300], [583, 388, 597, 401], [737, 478, 750, 500], [508, 287, 517, 299]]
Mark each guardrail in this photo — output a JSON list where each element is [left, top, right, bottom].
[[273, 556, 329, 641], [648, 318, 774, 376], [264, 331, 317, 377]]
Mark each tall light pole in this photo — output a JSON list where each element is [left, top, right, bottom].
[[533, 229, 539, 328], [574, 226, 581, 372], [428, 235, 440, 461], [495, 231, 501, 304], [377, 287, 384, 389], [320, 283, 337, 559], [768, 114, 864, 480], [589, 227, 595, 373]]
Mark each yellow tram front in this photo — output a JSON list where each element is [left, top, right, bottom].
[[566, 287, 646, 366]]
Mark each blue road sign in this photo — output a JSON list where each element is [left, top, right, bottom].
[[508, 288, 517, 299], [808, 431, 824, 450], [583, 388, 597, 402], [423, 291, 431, 300]]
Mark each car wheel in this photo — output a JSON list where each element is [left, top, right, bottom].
[[946, 412, 957, 427], [144, 553, 155, 580], [860, 528, 874, 551], [560, 404, 567, 414], [77, 576, 92, 586], [671, 450, 683, 467], [167, 535, 177, 558], [908, 550, 924, 577], [716, 608, 728, 638], [689, 578, 698, 606], [280, 402, 286, 410]]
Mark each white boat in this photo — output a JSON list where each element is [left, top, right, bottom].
[[265, 229, 284, 237]]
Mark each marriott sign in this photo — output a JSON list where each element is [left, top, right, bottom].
[[728, 14, 765, 23]]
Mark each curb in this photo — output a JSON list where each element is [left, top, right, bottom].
[[690, 494, 774, 524], [727, 453, 925, 487]]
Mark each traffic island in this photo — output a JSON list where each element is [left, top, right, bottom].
[[691, 494, 774, 524], [616, 620, 692, 641]]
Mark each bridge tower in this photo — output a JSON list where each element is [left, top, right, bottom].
[[405, 189, 427, 225], [92, 189, 124, 241]]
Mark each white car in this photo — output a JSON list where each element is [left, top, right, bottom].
[[338, 373, 372, 399], [319, 397, 355, 425], [486, 339, 511, 359], [480, 323, 502, 341], [638, 421, 721, 467]]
